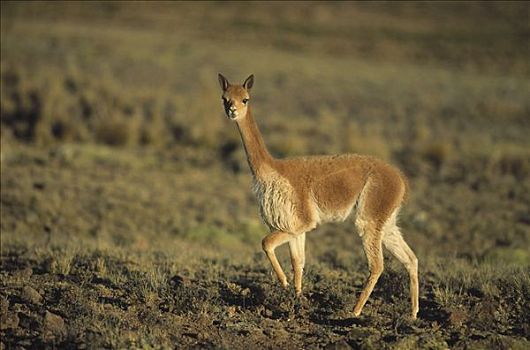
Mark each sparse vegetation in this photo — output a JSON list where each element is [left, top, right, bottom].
[[1, 2, 529, 349]]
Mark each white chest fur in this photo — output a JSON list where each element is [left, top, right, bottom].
[[253, 170, 301, 233]]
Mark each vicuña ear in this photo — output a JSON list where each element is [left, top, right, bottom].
[[218, 73, 229, 91], [243, 74, 254, 91]]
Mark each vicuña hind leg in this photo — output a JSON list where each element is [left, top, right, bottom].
[[383, 225, 419, 319], [262, 231, 291, 288], [353, 223, 384, 316]]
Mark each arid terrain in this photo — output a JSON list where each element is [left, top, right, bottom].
[[1, 2, 529, 349]]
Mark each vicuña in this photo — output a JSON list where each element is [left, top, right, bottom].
[[218, 73, 419, 319]]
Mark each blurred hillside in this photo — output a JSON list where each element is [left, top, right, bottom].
[[1, 2, 529, 348], [1, 2, 529, 154], [1, 1, 529, 254]]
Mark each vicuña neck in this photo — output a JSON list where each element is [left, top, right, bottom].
[[236, 108, 274, 176]]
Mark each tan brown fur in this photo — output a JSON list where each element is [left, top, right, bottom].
[[218, 73, 419, 319]]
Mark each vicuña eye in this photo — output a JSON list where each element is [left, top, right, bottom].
[[242, 98, 249, 104]]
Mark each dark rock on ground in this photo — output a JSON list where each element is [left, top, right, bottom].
[[21, 286, 42, 305], [43, 311, 66, 336]]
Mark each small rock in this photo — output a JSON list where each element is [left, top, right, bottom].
[[33, 182, 46, 190], [43, 311, 65, 335], [170, 274, 190, 287], [21, 286, 42, 305]]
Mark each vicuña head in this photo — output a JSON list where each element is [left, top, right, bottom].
[[216, 73, 419, 320], [218, 73, 253, 121]]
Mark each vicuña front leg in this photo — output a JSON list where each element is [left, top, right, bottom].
[[289, 233, 306, 295], [353, 228, 384, 317], [262, 231, 291, 288]]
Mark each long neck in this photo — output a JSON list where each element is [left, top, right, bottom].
[[236, 107, 274, 176]]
